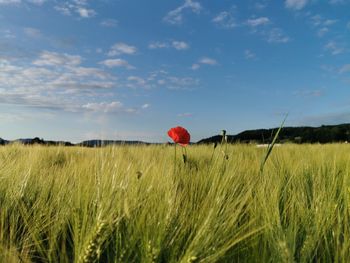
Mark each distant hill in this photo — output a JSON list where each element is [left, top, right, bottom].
[[197, 124, 350, 144]]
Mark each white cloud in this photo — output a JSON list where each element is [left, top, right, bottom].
[[199, 57, 218, 65], [244, 49, 256, 59], [339, 64, 350, 73], [99, 58, 135, 69], [127, 76, 146, 85], [166, 76, 199, 90], [191, 57, 218, 70], [324, 41, 345, 55], [246, 17, 270, 27], [317, 27, 329, 37], [310, 15, 338, 37], [141, 103, 150, 109], [100, 19, 118, 27], [266, 28, 290, 43], [163, 0, 202, 25], [2, 29, 15, 39], [54, 5, 71, 15], [24, 27, 42, 38], [177, 112, 192, 117], [108, 42, 137, 56], [150, 72, 199, 90], [82, 101, 123, 113], [191, 63, 200, 70], [77, 7, 96, 18], [323, 19, 337, 26], [0, 0, 46, 5], [27, 0, 46, 5], [148, 40, 189, 50], [254, 2, 268, 10], [55, 1, 96, 18], [172, 41, 189, 50], [0, 0, 21, 4], [33, 51, 81, 67], [285, 0, 308, 10], [212, 11, 236, 29], [148, 42, 169, 49], [0, 56, 120, 112]]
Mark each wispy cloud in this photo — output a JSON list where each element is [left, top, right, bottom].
[[339, 64, 350, 73], [172, 41, 189, 50], [324, 41, 345, 55], [76, 7, 96, 18], [0, 0, 21, 5], [266, 28, 290, 43], [27, 0, 46, 4], [122, 71, 199, 91], [191, 64, 200, 70], [199, 57, 218, 65], [99, 58, 135, 69], [55, 0, 96, 18], [82, 101, 125, 113], [244, 16, 289, 44], [329, 0, 346, 4], [212, 11, 236, 29], [23, 27, 42, 38], [246, 17, 270, 27], [148, 42, 168, 49], [148, 40, 190, 50], [191, 57, 218, 70], [294, 89, 323, 98], [0, 55, 121, 113], [141, 103, 150, 109], [165, 76, 199, 90], [107, 42, 137, 56], [33, 51, 81, 67], [148, 40, 189, 50], [285, 0, 308, 10], [100, 18, 118, 27], [177, 112, 193, 117], [244, 49, 256, 59], [127, 76, 146, 86], [163, 0, 202, 25], [254, 1, 268, 10], [310, 14, 338, 37]]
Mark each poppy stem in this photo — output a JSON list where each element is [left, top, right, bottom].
[[174, 143, 177, 174]]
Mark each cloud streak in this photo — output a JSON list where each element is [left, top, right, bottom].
[[163, 0, 202, 25], [99, 58, 135, 69], [107, 42, 137, 56], [148, 40, 190, 50], [285, 0, 308, 10]]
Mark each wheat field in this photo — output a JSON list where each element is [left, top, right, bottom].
[[0, 143, 349, 262]]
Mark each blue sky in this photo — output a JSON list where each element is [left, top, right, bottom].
[[0, 0, 350, 142]]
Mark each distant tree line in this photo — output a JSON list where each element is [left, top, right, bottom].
[[197, 124, 350, 144]]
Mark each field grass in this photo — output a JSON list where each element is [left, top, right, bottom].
[[0, 143, 349, 262]]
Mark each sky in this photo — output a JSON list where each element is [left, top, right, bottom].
[[0, 0, 350, 143]]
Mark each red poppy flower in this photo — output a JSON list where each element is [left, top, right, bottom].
[[167, 126, 190, 146]]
